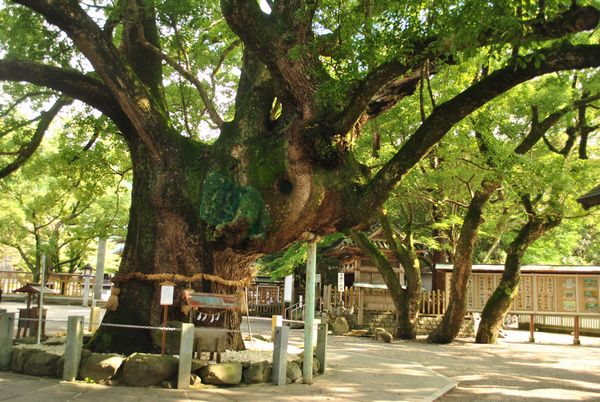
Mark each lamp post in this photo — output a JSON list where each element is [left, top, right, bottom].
[[82, 264, 93, 307]]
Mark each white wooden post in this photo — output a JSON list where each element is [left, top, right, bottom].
[[93, 238, 107, 300], [37, 255, 46, 345], [303, 235, 318, 384]]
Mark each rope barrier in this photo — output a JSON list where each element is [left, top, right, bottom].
[[99, 322, 181, 331], [98, 322, 241, 333], [193, 327, 241, 333], [111, 272, 252, 288], [15, 317, 83, 323]]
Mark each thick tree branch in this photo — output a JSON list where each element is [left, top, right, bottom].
[[0, 60, 133, 137], [14, 0, 171, 157], [0, 97, 70, 179], [339, 4, 599, 131], [222, 0, 325, 117], [348, 44, 600, 226]]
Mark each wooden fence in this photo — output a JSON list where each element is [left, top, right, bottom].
[[322, 285, 359, 310], [248, 303, 283, 317], [0, 270, 95, 297], [419, 289, 447, 315], [322, 284, 447, 316]]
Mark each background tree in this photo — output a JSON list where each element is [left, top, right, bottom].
[[0, 112, 130, 280]]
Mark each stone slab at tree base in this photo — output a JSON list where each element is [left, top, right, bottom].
[[199, 362, 242, 385], [78, 352, 124, 383], [121, 353, 178, 387], [24, 351, 61, 377]]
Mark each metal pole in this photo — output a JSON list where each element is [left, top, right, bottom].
[[37, 255, 45, 345], [303, 235, 317, 384]]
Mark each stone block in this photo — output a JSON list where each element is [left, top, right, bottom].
[[286, 361, 302, 383], [24, 351, 61, 377], [10, 348, 41, 373], [79, 353, 123, 383], [121, 353, 179, 387], [242, 360, 271, 384], [199, 362, 242, 385], [331, 317, 349, 335]]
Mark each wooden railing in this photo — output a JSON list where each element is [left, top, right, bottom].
[[323, 283, 447, 316], [419, 289, 447, 315], [0, 270, 96, 297], [248, 303, 283, 317], [322, 284, 359, 310]]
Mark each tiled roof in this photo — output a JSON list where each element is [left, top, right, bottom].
[[577, 185, 600, 210]]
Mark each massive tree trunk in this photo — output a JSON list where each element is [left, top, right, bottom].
[[476, 200, 562, 344]]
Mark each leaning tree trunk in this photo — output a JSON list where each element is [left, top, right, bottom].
[[428, 180, 499, 343], [380, 217, 422, 339], [476, 212, 561, 343], [350, 215, 422, 339]]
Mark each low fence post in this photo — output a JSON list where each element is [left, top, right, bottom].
[[0, 312, 15, 371], [316, 323, 327, 374], [63, 315, 84, 381], [88, 300, 101, 333], [573, 315, 580, 346], [271, 325, 289, 386], [177, 323, 194, 389], [271, 315, 282, 340], [528, 314, 535, 343]]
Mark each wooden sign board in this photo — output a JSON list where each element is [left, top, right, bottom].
[[337, 272, 344, 293], [284, 275, 293, 302], [183, 291, 239, 310], [462, 272, 600, 316], [160, 281, 175, 306]]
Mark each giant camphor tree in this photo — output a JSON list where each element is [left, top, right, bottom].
[[0, 0, 599, 353]]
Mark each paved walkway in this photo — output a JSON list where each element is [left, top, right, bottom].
[[0, 341, 454, 402]]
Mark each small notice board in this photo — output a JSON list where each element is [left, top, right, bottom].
[[160, 281, 175, 306]]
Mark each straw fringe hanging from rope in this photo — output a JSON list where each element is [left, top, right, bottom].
[[105, 287, 120, 311]]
